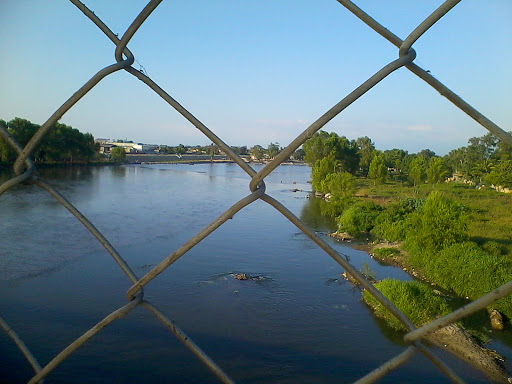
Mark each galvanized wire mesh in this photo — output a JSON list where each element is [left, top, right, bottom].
[[1, 0, 511, 383]]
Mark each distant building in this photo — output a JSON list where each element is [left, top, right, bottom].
[[95, 139, 159, 154], [98, 143, 116, 154]]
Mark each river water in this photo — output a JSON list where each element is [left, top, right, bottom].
[[0, 163, 501, 383]]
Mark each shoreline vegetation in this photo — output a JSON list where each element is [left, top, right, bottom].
[[302, 130, 512, 382], [1, 117, 307, 169], [322, 183, 512, 382]]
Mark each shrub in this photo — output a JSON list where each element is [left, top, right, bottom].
[[372, 198, 425, 242], [405, 191, 468, 252], [337, 201, 383, 235]]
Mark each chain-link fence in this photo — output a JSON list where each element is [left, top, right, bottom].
[[1, 0, 511, 383]]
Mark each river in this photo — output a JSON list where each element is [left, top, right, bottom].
[[0, 163, 502, 383]]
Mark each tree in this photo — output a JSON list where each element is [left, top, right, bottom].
[[321, 171, 356, 197], [0, 117, 98, 163], [494, 135, 512, 161], [409, 156, 427, 186], [250, 145, 265, 160], [445, 147, 469, 175], [311, 157, 336, 192], [0, 119, 16, 162], [175, 144, 187, 155], [368, 153, 387, 185], [418, 149, 436, 160], [356, 136, 375, 176], [303, 131, 360, 174], [110, 146, 126, 163], [485, 160, 512, 188], [293, 148, 305, 161], [427, 157, 449, 184], [267, 142, 281, 158], [303, 131, 332, 166]]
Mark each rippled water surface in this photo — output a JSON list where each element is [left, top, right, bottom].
[[0, 164, 496, 383]]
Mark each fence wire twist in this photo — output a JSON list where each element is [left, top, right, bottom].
[[1, 1, 511, 383]]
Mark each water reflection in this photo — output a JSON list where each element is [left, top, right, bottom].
[[299, 196, 337, 232], [110, 165, 127, 177]]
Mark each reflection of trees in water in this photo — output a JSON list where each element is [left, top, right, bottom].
[[40, 166, 94, 181], [110, 165, 127, 177], [299, 196, 337, 232]]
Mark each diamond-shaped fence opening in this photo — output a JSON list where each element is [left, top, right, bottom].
[[1, 0, 511, 383]]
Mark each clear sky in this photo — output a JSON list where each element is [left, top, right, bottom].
[[1, 1, 510, 155]]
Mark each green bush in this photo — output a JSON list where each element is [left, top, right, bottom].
[[363, 279, 452, 331], [337, 201, 383, 235], [405, 191, 468, 252], [372, 198, 425, 242]]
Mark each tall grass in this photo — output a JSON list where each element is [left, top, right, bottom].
[[406, 241, 512, 317], [363, 279, 453, 331]]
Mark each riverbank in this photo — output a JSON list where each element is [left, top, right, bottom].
[[320, 180, 512, 381], [125, 153, 306, 165], [334, 238, 512, 382]]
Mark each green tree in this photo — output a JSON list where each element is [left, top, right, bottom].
[[303, 131, 333, 166], [368, 153, 387, 185], [321, 171, 355, 197], [356, 136, 375, 176], [175, 144, 187, 155], [110, 146, 127, 163], [303, 131, 360, 174], [494, 135, 512, 161], [311, 157, 336, 192], [293, 148, 305, 161], [485, 160, 512, 188], [409, 156, 427, 186], [471, 159, 494, 183], [418, 149, 436, 160], [427, 157, 449, 184], [445, 147, 469, 175], [0, 118, 98, 163], [267, 142, 281, 158], [250, 145, 265, 160], [0, 119, 16, 162]]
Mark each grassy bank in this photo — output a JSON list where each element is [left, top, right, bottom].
[[329, 180, 512, 327]]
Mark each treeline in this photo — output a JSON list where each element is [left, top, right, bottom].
[[0, 118, 98, 163], [305, 130, 512, 193], [303, 130, 512, 322], [159, 142, 305, 161]]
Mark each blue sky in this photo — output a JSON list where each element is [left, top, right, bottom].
[[1, 1, 510, 155]]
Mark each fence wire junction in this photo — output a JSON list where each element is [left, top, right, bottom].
[[1, 0, 512, 383]]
